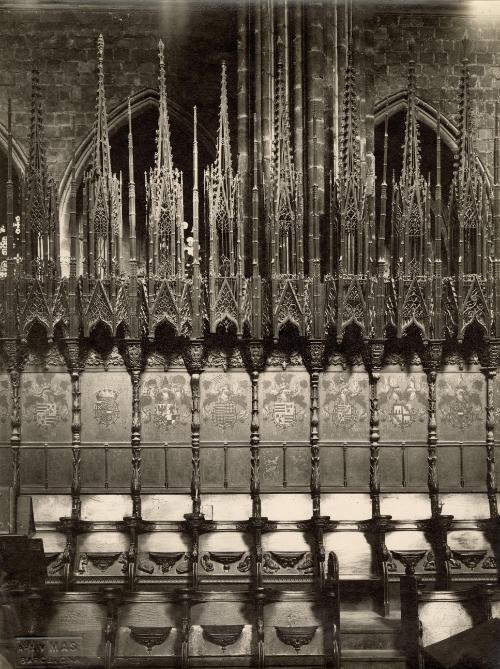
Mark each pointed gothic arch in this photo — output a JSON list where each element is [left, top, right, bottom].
[[374, 89, 490, 185], [57, 88, 214, 276]]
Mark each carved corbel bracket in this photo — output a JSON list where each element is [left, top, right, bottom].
[[423, 340, 444, 373], [244, 340, 267, 373], [182, 512, 215, 536], [479, 338, 500, 370], [182, 341, 205, 373], [366, 340, 385, 374], [302, 340, 326, 373], [2, 339, 27, 371], [62, 339, 83, 372], [121, 340, 144, 374]]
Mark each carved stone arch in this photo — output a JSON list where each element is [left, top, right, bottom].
[[0, 119, 28, 177], [57, 88, 214, 276], [374, 91, 491, 186]]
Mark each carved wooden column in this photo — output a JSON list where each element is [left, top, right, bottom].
[[481, 341, 499, 518], [424, 342, 443, 518], [4, 340, 22, 534], [127, 343, 143, 520], [305, 341, 324, 517], [300, 341, 334, 590], [64, 341, 83, 521], [118, 342, 152, 592], [102, 588, 121, 669], [177, 588, 192, 669], [246, 342, 266, 520], [420, 340, 454, 590], [182, 341, 212, 590], [368, 341, 384, 518], [55, 340, 90, 592]]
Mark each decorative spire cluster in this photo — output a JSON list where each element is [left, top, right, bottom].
[[146, 39, 184, 279], [338, 35, 366, 277], [268, 60, 303, 277], [2, 27, 498, 345], [84, 34, 123, 279], [205, 62, 242, 278], [26, 69, 58, 279], [391, 58, 430, 279], [449, 37, 490, 278]]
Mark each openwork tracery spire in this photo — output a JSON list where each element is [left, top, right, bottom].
[[268, 60, 303, 277], [449, 37, 490, 278], [84, 34, 122, 279], [391, 58, 430, 278], [205, 62, 242, 278], [339, 36, 366, 276], [26, 69, 58, 279], [146, 39, 184, 279]]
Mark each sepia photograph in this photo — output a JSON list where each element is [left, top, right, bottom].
[[0, 0, 499, 667]]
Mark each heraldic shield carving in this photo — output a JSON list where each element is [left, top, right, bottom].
[[261, 371, 309, 441], [320, 373, 369, 442], [141, 373, 191, 443], [378, 373, 428, 441], [437, 373, 484, 442], [21, 373, 71, 442], [200, 372, 250, 441]]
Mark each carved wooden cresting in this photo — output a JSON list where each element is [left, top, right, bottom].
[[0, 6, 499, 669]]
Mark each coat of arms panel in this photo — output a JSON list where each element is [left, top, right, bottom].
[[319, 372, 369, 442], [260, 371, 309, 442], [0, 374, 10, 442], [200, 371, 250, 442], [437, 372, 484, 443], [81, 372, 131, 443], [141, 372, 191, 444], [378, 372, 427, 442], [21, 373, 71, 443]]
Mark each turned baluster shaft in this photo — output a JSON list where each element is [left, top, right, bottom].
[[485, 367, 498, 518], [369, 370, 381, 518], [131, 370, 142, 518], [250, 370, 262, 519]]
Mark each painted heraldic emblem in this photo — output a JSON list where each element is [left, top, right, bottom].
[[322, 375, 367, 428], [202, 374, 248, 431], [94, 388, 120, 427], [262, 372, 308, 430], [22, 376, 70, 429], [141, 375, 190, 429], [438, 374, 482, 430], [378, 374, 426, 430]]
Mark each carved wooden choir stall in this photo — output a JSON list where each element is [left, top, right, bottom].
[[0, 3, 499, 668]]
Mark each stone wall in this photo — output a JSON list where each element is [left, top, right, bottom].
[[0, 4, 237, 181]]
